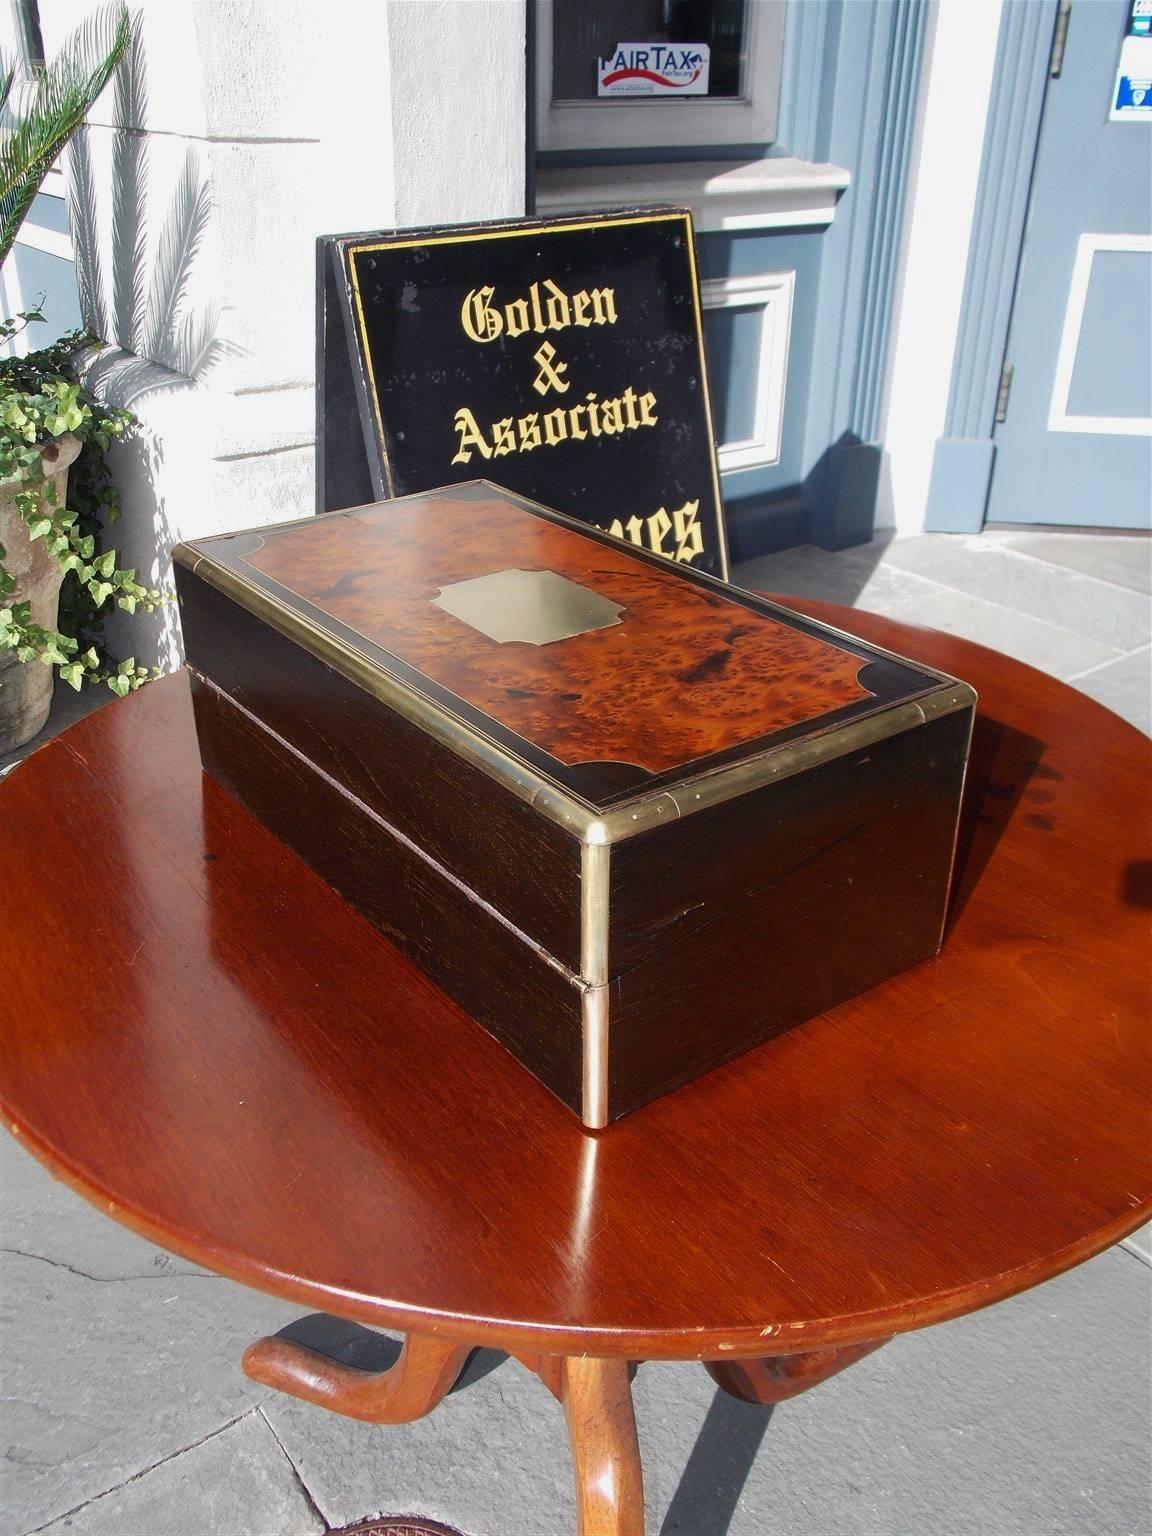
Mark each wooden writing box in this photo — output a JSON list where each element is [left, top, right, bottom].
[[173, 484, 976, 1127]]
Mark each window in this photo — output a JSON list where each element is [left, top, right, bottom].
[[9, 0, 45, 71], [536, 0, 786, 154]]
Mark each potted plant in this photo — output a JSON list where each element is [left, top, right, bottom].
[[1, 5, 161, 754]]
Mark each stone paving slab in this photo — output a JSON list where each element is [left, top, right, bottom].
[[1068, 646, 1152, 736], [0, 1142, 300, 1536], [736, 542, 928, 609], [261, 1248, 1150, 1536], [997, 532, 1151, 596], [878, 535, 1151, 651], [1, 1130, 211, 1284], [34, 1410, 324, 1536], [879, 586, 1120, 679]]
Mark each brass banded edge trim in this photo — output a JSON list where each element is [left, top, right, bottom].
[[178, 547, 600, 839], [581, 984, 610, 1130], [177, 547, 977, 848], [596, 684, 978, 844], [579, 838, 611, 1127], [747, 593, 970, 692], [171, 487, 499, 560], [580, 838, 610, 986]]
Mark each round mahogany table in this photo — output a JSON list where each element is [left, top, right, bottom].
[[2, 600, 1149, 1536]]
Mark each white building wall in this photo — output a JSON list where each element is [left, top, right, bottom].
[[881, 0, 1004, 535], [34, 0, 525, 668], [390, 0, 526, 227]]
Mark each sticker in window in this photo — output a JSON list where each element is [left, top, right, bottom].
[[597, 42, 710, 97]]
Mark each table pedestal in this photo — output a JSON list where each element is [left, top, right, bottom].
[[243, 1327, 890, 1535]]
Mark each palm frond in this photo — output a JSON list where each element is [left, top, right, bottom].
[[170, 309, 228, 381], [67, 124, 107, 338], [110, 27, 148, 351], [0, 51, 15, 119], [144, 149, 212, 362], [0, 5, 131, 266]]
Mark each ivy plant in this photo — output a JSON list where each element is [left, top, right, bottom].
[[1, 309, 163, 694]]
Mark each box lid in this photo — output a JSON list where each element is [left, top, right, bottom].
[[173, 482, 973, 843]]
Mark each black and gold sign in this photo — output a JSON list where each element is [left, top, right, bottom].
[[317, 209, 729, 578]]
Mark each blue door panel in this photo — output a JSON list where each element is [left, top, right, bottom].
[[987, 0, 1152, 529]]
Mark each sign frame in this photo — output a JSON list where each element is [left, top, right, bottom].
[[316, 207, 730, 581]]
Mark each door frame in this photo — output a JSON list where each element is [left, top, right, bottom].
[[924, 0, 1060, 533]]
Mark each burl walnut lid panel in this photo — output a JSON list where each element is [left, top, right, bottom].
[[173, 482, 971, 824]]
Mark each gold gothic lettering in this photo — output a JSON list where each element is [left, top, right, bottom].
[[451, 388, 658, 464], [532, 341, 569, 396], [607, 500, 703, 565], [460, 279, 618, 345]]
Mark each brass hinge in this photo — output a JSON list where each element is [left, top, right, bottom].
[[995, 362, 1014, 424], [1050, 1, 1071, 77]]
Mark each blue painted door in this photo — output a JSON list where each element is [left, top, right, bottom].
[[987, 0, 1151, 528]]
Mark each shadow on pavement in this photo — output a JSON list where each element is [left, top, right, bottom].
[[659, 1387, 775, 1535]]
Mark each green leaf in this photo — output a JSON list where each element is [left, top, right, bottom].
[[0, 6, 134, 268]]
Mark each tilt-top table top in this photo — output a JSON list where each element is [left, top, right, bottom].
[[1, 599, 1149, 1363]]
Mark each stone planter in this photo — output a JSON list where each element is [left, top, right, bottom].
[[0, 434, 82, 755]]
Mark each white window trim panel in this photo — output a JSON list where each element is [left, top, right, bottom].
[[701, 271, 794, 472], [537, 0, 786, 152], [1047, 233, 1152, 437], [535, 157, 850, 234]]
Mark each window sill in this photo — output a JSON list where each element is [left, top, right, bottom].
[[534, 156, 851, 234]]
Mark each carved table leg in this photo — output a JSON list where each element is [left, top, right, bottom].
[[557, 1356, 644, 1536], [705, 1337, 890, 1404], [242, 1329, 471, 1424], [244, 1326, 884, 1532]]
